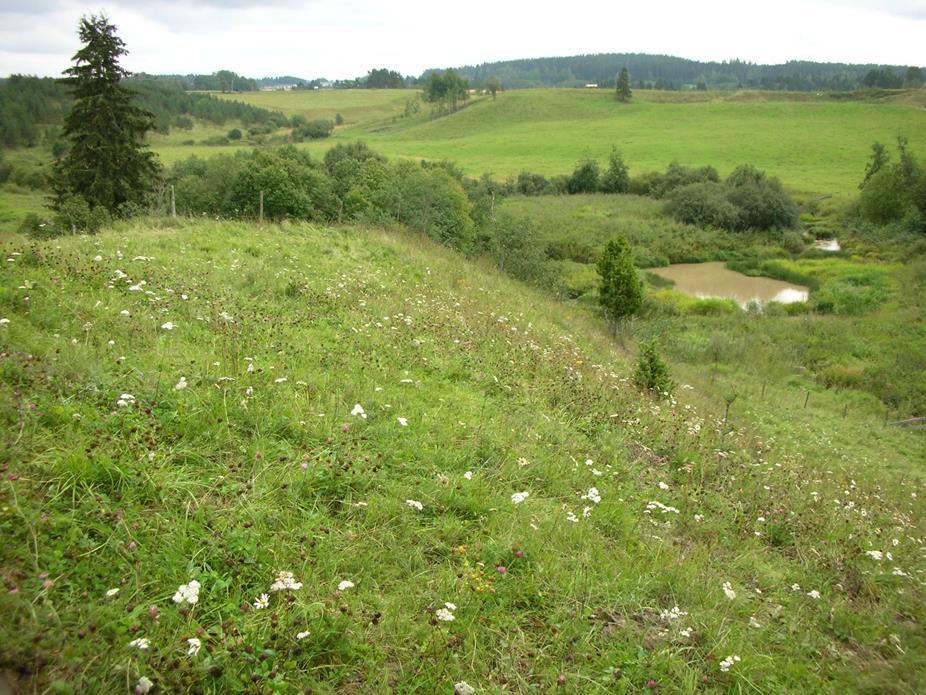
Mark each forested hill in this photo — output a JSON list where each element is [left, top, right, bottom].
[[433, 53, 925, 91], [0, 75, 281, 147]]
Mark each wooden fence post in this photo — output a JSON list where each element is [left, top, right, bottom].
[[170, 185, 176, 219], [259, 191, 264, 224]]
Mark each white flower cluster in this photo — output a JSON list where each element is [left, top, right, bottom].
[[172, 579, 201, 605], [722, 582, 736, 600], [511, 491, 529, 504], [406, 499, 424, 511], [116, 393, 136, 408], [436, 601, 457, 622], [337, 579, 355, 592], [659, 605, 688, 622], [270, 571, 303, 592], [646, 501, 680, 514], [581, 487, 601, 504], [719, 655, 741, 672]]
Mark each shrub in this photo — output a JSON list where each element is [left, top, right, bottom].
[[724, 165, 798, 230], [391, 162, 475, 251], [600, 147, 630, 194], [227, 128, 242, 140], [664, 182, 739, 229], [859, 167, 908, 224], [628, 171, 665, 196], [18, 213, 51, 238], [658, 162, 719, 196], [489, 213, 556, 287], [324, 141, 386, 175], [597, 237, 643, 322], [294, 120, 334, 140], [567, 158, 600, 194], [633, 339, 674, 396], [53, 195, 111, 234], [516, 171, 557, 196]]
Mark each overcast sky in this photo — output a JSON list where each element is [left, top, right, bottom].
[[1, 0, 924, 79]]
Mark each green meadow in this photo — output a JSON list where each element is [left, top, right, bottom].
[[1, 220, 924, 693], [2, 81, 926, 693], [214, 88, 926, 197]]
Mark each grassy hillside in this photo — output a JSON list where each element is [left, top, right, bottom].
[[165, 88, 926, 197], [337, 89, 926, 197], [1, 220, 924, 693], [215, 89, 419, 125]]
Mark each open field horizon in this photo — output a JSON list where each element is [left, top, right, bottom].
[[189, 88, 926, 197]]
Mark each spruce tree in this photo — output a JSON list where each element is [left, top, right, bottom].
[[597, 237, 642, 324], [633, 339, 674, 396], [53, 14, 160, 214], [616, 67, 632, 102]]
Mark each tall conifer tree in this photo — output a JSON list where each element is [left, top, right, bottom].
[[53, 15, 160, 213]]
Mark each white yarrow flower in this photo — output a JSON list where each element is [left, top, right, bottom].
[[454, 681, 476, 695], [463, 471, 473, 480], [161, 321, 175, 330], [106, 588, 120, 597], [337, 580, 355, 592], [350, 403, 366, 419], [172, 580, 201, 605], [270, 571, 303, 592], [511, 491, 529, 504], [865, 550, 884, 561], [719, 655, 741, 672], [128, 637, 150, 650], [807, 589, 821, 599], [435, 607, 455, 622], [406, 499, 423, 511], [174, 376, 188, 390], [722, 582, 736, 600], [296, 630, 311, 640], [397, 417, 408, 426], [135, 676, 154, 694]]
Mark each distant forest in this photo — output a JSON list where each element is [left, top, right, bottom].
[[429, 53, 926, 91], [0, 75, 280, 147]]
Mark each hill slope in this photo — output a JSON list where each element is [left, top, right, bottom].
[[1, 220, 924, 692]]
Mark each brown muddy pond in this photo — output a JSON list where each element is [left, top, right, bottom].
[[649, 262, 809, 307]]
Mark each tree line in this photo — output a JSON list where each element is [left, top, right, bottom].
[[437, 53, 925, 91], [0, 74, 281, 147]]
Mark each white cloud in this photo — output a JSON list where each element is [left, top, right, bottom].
[[1, 0, 923, 79]]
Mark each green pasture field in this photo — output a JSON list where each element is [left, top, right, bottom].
[[215, 88, 419, 126], [338, 88, 926, 197], [1, 219, 924, 693]]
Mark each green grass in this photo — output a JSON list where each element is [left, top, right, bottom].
[[500, 193, 790, 268], [1, 219, 924, 693], [303, 88, 926, 197], [216, 89, 420, 126]]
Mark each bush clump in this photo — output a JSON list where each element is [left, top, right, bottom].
[[633, 339, 674, 396], [664, 164, 797, 231]]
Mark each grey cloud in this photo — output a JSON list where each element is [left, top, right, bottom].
[[825, 0, 926, 20]]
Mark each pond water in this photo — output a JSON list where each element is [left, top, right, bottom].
[[649, 261, 809, 307], [813, 238, 841, 252]]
